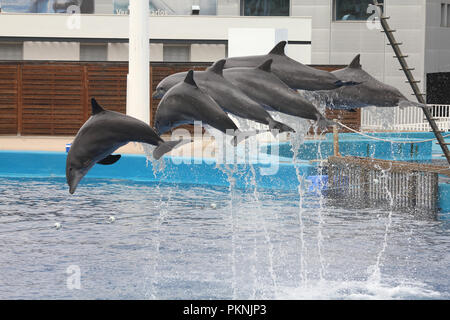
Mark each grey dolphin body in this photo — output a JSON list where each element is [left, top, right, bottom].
[[153, 72, 186, 99], [153, 60, 294, 134], [222, 59, 333, 128], [318, 55, 424, 109], [154, 70, 241, 140], [223, 41, 357, 91], [66, 98, 184, 194]]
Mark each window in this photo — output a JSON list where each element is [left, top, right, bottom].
[[241, 0, 290, 16], [441, 3, 447, 27], [163, 45, 191, 62], [447, 4, 450, 27], [80, 43, 107, 61], [0, 0, 95, 13], [334, 0, 384, 21], [0, 43, 23, 60]]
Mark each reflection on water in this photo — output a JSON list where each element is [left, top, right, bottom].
[[0, 177, 448, 299]]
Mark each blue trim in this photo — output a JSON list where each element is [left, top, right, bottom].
[[0, 151, 317, 191], [0, 150, 448, 214]]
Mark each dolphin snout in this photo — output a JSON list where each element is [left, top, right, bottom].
[[67, 171, 84, 195]]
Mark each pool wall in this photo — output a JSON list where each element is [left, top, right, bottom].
[[0, 151, 317, 191], [263, 132, 434, 161], [0, 150, 448, 213]]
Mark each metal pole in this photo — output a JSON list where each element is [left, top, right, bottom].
[[127, 0, 150, 125], [372, 0, 450, 165], [333, 121, 341, 157]]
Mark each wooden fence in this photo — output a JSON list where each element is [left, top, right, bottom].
[[0, 61, 358, 136]]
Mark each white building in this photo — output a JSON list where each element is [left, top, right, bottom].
[[0, 0, 449, 130]]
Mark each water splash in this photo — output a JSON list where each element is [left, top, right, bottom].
[[141, 143, 166, 177], [368, 169, 394, 284], [249, 163, 278, 298], [311, 125, 327, 282], [268, 112, 311, 286], [219, 162, 238, 299], [276, 278, 441, 300]]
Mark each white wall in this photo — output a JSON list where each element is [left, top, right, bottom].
[[291, 0, 427, 95], [228, 28, 288, 57], [425, 0, 450, 74], [107, 43, 128, 61], [107, 43, 164, 61], [291, 0, 331, 64], [0, 14, 311, 43], [217, 0, 240, 15], [191, 44, 226, 62], [150, 43, 164, 61], [23, 41, 80, 60]]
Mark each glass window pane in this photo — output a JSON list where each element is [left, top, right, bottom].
[[441, 3, 446, 27], [163, 45, 190, 62], [335, 0, 384, 21], [0, 43, 23, 60], [0, 0, 95, 13], [447, 4, 450, 27], [242, 0, 290, 16], [80, 43, 107, 61]]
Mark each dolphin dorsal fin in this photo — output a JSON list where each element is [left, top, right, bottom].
[[257, 59, 273, 72], [208, 59, 226, 75], [184, 70, 198, 87], [269, 41, 287, 55], [91, 98, 105, 115], [348, 54, 361, 69]]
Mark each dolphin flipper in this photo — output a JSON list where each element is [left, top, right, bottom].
[[97, 154, 121, 165], [316, 116, 336, 130], [153, 139, 190, 160], [267, 118, 296, 134]]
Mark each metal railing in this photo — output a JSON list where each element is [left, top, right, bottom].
[[361, 105, 450, 132]]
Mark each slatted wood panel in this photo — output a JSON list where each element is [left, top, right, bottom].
[[326, 108, 361, 132], [21, 64, 84, 135], [0, 62, 360, 135], [86, 64, 128, 117], [0, 64, 18, 134]]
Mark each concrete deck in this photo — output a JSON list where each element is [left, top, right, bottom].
[[0, 134, 218, 158]]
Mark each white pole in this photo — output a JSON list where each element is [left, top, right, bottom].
[[127, 0, 150, 124]]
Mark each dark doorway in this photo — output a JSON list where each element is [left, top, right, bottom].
[[427, 72, 450, 104]]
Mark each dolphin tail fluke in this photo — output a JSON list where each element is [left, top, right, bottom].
[[153, 139, 191, 160], [316, 116, 336, 130], [231, 130, 262, 146], [268, 118, 296, 135], [335, 80, 362, 88]]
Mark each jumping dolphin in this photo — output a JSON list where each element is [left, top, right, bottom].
[[223, 41, 358, 91], [154, 70, 243, 143], [66, 98, 185, 194], [153, 60, 295, 134], [317, 54, 425, 110], [153, 72, 185, 99], [222, 59, 333, 129]]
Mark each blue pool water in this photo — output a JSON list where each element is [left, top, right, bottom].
[[0, 177, 448, 299]]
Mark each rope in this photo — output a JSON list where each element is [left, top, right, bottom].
[[336, 121, 450, 144]]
